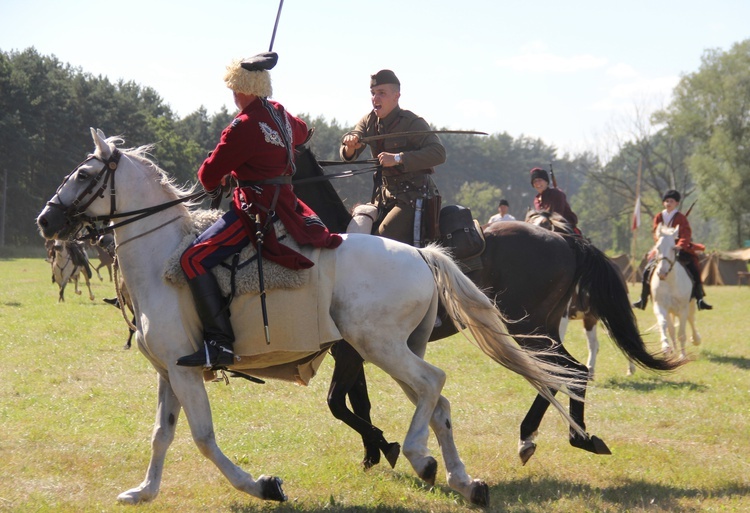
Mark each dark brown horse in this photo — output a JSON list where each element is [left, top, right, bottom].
[[526, 210, 636, 378], [292, 146, 684, 468]]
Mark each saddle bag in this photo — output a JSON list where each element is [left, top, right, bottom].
[[438, 205, 485, 262]]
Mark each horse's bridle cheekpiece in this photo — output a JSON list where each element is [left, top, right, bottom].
[[48, 148, 205, 242], [45, 149, 122, 239]]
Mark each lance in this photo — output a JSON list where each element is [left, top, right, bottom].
[[268, 0, 284, 52], [549, 161, 558, 189], [685, 199, 697, 217], [353, 129, 488, 144], [256, 0, 285, 344]]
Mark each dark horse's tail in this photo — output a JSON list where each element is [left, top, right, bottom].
[[571, 237, 684, 372]]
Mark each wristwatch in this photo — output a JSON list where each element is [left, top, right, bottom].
[[394, 153, 402, 164]]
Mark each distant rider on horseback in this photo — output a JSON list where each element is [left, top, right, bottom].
[[530, 167, 581, 235], [632, 189, 712, 311]]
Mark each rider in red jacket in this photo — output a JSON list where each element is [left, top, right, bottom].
[[632, 189, 712, 311], [530, 167, 580, 234], [177, 52, 342, 368]]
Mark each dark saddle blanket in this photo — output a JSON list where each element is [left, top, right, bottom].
[[438, 205, 485, 270]]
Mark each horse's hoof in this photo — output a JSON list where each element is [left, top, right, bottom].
[[117, 488, 154, 504], [419, 457, 438, 486], [469, 479, 490, 507], [383, 442, 400, 469], [258, 475, 287, 502], [518, 440, 536, 465], [362, 444, 381, 470], [570, 434, 612, 455]]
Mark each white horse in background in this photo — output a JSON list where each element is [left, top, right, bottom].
[[37, 129, 587, 507], [651, 224, 701, 358]]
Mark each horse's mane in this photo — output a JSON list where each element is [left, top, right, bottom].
[[94, 136, 200, 204]]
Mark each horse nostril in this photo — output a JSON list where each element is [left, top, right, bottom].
[[38, 217, 48, 227]]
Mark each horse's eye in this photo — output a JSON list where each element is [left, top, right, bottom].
[[76, 170, 89, 181]]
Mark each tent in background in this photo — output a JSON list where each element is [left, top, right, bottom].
[[701, 250, 750, 285]]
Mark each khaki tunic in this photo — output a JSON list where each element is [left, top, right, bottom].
[[340, 106, 445, 245]]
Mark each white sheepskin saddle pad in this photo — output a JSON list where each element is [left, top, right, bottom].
[[164, 209, 342, 386], [163, 209, 309, 295]]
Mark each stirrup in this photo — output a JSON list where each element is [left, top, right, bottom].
[[176, 340, 238, 369]]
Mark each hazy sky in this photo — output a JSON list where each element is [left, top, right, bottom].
[[2, 0, 748, 157]]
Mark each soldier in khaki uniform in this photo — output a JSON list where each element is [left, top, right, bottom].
[[340, 69, 445, 246]]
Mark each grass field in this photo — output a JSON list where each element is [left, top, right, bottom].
[[1, 256, 748, 512]]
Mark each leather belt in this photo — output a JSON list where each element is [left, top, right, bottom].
[[382, 170, 428, 188]]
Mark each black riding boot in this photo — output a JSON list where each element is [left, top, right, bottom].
[[684, 258, 713, 311], [176, 273, 237, 368], [632, 264, 653, 310]]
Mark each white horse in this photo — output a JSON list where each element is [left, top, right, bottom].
[[37, 129, 586, 507], [50, 240, 94, 302], [651, 224, 702, 358]]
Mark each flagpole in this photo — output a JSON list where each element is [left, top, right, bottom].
[[629, 159, 642, 283]]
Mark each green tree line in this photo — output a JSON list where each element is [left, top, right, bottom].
[[2, 44, 749, 252]]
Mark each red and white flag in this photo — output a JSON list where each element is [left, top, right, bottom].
[[631, 196, 641, 231]]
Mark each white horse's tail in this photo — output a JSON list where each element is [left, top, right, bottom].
[[418, 244, 586, 436]]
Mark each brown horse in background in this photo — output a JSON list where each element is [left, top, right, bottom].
[[87, 233, 115, 282]]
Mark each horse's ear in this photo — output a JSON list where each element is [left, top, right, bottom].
[[90, 127, 112, 159]]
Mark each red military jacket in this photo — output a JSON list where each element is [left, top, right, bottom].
[[653, 210, 703, 255], [199, 99, 307, 189], [199, 98, 341, 269], [534, 187, 579, 228]]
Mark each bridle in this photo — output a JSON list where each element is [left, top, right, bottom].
[[45, 149, 122, 234], [654, 242, 678, 277], [47, 149, 205, 242]]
